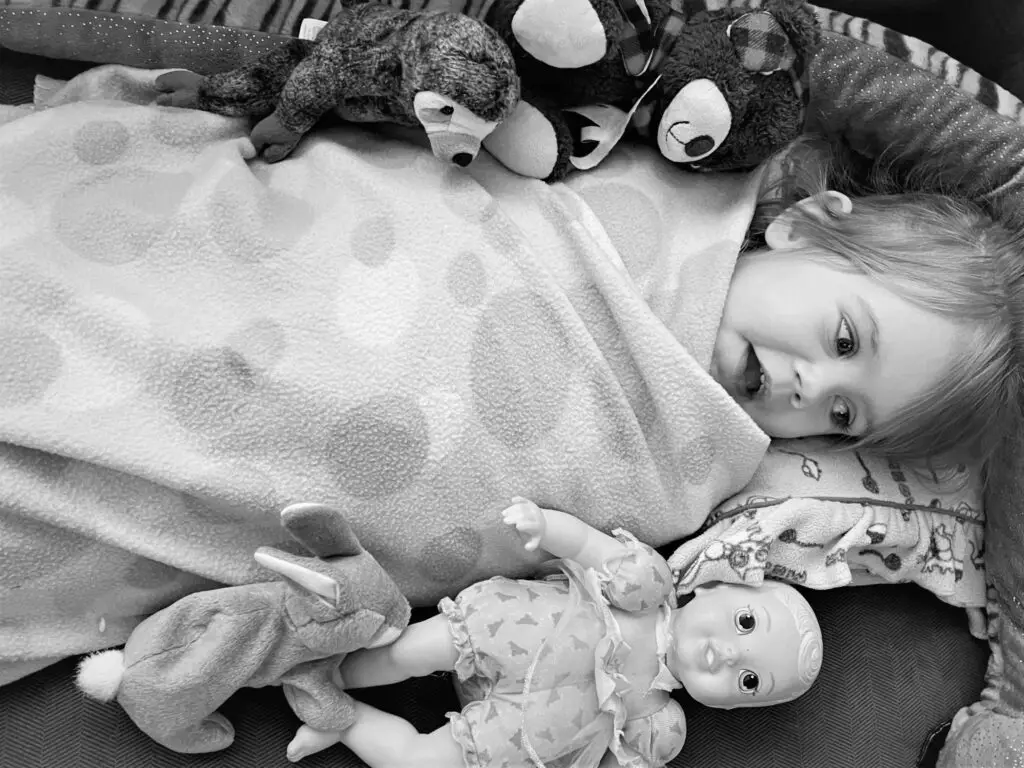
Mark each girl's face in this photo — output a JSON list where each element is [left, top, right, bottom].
[[711, 247, 970, 440]]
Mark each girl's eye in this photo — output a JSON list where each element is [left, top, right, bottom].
[[836, 317, 857, 357], [734, 608, 756, 634], [830, 398, 853, 432], [738, 670, 760, 694]]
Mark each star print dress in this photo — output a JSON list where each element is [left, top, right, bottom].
[[440, 531, 688, 768]]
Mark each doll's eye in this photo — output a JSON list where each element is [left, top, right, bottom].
[[734, 608, 756, 634], [738, 670, 760, 693]]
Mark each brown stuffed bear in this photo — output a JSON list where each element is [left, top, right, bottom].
[[477, 0, 821, 181]]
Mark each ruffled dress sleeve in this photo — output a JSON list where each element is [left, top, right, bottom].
[[599, 529, 676, 613]]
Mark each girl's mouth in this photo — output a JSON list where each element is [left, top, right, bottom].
[[741, 345, 767, 400]]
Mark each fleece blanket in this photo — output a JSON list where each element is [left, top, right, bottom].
[[0, 65, 769, 684]]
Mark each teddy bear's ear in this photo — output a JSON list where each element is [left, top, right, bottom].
[[727, 10, 799, 75], [280, 503, 364, 559]]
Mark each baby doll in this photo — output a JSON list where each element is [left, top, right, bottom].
[[284, 498, 824, 767]]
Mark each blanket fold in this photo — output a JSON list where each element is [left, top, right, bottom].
[[0, 64, 768, 683]]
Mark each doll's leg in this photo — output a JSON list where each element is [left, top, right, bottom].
[[288, 698, 464, 767], [282, 614, 454, 765], [340, 612, 458, 689], [155, 39, 314, 117]]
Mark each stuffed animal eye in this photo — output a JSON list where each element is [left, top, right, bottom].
[[440, 105, 455, 116], [738, 670, 760, 693], [734, 608, 756, 634]]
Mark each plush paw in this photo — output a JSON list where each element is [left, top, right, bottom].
[[154, 70, 204, 108], [250, 113, 304, 163], [483, 99, 574, 181]]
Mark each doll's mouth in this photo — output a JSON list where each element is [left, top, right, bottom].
[[703, 641, 723, 673]]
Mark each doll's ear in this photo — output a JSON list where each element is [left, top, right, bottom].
[[764, 190, 852, 250]]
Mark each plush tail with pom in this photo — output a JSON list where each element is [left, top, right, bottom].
[[76, 649, 126, 702]]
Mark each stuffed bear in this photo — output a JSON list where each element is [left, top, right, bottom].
[[475, 0, 821, 181]]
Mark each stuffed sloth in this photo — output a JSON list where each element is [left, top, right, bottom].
[[477, 0, 822, 181], [155, 1, 520, 166]]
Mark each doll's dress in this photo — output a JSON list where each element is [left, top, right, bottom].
[[440, 531, 687, 768]]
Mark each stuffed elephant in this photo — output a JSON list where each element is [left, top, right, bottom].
[[76, 503, 410, 754]]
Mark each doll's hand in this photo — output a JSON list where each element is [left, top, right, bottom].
[[251, 113, 304, 163], [502, 497, 547, 552]]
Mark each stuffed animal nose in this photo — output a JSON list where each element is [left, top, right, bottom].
[[452, 152, 473, 167]]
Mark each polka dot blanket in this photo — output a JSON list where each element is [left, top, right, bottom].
[[0, 64, 770, 683]]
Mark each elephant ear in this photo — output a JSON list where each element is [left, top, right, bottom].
[[280, 502, 364, 559]]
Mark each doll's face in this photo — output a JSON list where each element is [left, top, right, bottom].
[[667, 583, 811, 709]]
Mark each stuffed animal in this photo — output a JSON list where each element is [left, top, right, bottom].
[[154, 1, 520, 165], [75, 503, 410, 754], [474, 0, 821, 181]]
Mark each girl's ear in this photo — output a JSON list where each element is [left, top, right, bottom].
[[764, 190, 852, 250]]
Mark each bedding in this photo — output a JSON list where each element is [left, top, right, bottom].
[[2, 3, 1024, 767], [0, 63, 769, 685]]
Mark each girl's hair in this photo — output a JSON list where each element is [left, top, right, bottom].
[[749, 137, 1024, 469]]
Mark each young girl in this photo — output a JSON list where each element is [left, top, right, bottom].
[[284, 498, 823, 768], [713, 141, 1024, 468]]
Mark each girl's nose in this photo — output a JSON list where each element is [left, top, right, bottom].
[[790, 360, 825, 409]]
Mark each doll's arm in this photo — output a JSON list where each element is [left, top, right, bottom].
[[502, 497, 627, 571]]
